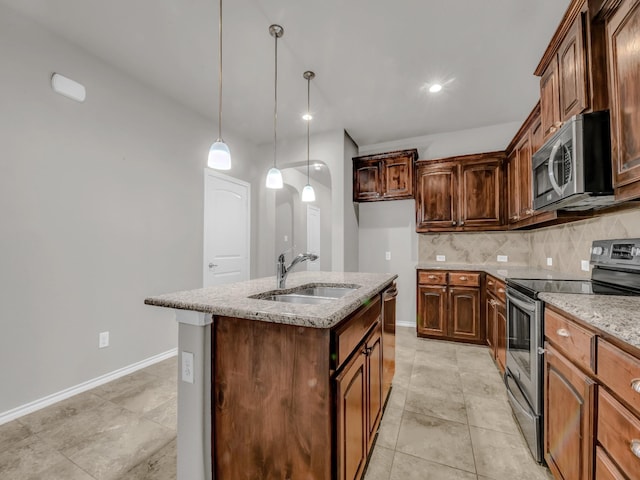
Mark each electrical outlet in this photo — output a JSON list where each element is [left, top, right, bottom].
[[99, 332, 109, 349], [497, 255, 508, 263], [385, 251, 391, 261], [181, 351, 194, 384], [581, 260, 590, 272], [546, 257, 553, 266], [436, 255, 446, 262]]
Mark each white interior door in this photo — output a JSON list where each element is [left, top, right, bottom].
[[306, 204, 321, 271], [203, 170, 250, 287]]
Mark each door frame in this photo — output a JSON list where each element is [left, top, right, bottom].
[[203, 169, 251, 287]]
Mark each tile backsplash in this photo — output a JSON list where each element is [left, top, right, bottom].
[[419, 206, 640, 276]]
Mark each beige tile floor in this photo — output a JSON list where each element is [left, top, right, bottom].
[[0, 327, 553, 480]]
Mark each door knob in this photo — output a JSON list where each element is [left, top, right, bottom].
[[208, 263, 218, 268]]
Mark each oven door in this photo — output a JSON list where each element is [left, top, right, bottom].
[[506, 287, 543, 413]]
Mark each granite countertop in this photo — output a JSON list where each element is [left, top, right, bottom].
[[539, 293, 640, 350], [415, 263, 582, 282], [145, 271, 397, 329]]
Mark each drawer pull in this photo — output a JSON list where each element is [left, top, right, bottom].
[[498, 288, 505, 293], [557, 328, 570, 338], [631, 440, 640, 459], [488, 281, 494, 286], [460, 276, 467, 281], [631, 378, 640, 393], [428, 275, 436, 279]]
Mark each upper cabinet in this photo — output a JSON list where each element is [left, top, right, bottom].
[[601, 0, 640, 201], [535, 0, 608, 142], [415, 152, 504, 233], [353, 149, 418, 202]]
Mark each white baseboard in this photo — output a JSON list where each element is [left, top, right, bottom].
[[0, 348, 177, 426], [396, 321, 415, 328]]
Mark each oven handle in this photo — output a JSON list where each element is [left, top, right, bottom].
[[506, 289, 537, 313], [548, 139, 565, 196]]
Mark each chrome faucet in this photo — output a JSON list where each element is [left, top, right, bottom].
[[277, 252, 319, 288]]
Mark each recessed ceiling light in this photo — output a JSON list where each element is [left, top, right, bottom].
[[429, 83, 443, 93], [302, 113, 313, 121]]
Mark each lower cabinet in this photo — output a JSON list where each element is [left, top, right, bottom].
[[544, 344, 595, 480], [485, 274, 506, 372], [336, 322, 383, 480], [416, 270, 483, 344]]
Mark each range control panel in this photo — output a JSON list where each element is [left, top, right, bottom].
[[591, 238, 640, 268]]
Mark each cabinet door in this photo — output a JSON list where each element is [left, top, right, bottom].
[[382, 155, 413, 199], [449, 286, 482, 343], [459, 160, 502, 229], [496, 301, 506, 373], [541, 58, 561, 140], [516, 134, 534, 220], [415, 163, 457, 231], [365, 323, 383, 451], [607, 0, 640, 198], [595, 447, 626, 480], [353, 159, 382, 202], [417, 284, 448, 338], [558, 13, 588, 121], [544, 344, 595, 480], [336, 350, 367, 480], [507, 152, 520, 224]]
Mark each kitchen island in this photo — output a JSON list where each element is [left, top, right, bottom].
[[145, 271, 397, 480]]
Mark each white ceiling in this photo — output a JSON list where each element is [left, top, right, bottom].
[[2, 0, 572, 147]]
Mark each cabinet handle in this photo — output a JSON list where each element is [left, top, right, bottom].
[[526, 209, 534, 215], [556, 328, 570, 338], [442, 287, 447, 292], [631, 440, 640, 459], [488, 281, 494, 286], [537, 347, 547, 355], [631, 378, 640, 393], [460, 221, 465, 226], [460, 276, 467, 281], [362, 347, 373, 356], [428, 275, 436, 280], [489, 299, 497, 306], [498, 288, 505, 293], [452, 221, 457, 226]]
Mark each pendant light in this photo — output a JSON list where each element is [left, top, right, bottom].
[[208, 0, 231, 170], [301, 71, 316, 202], [266, 24, 284, 189]]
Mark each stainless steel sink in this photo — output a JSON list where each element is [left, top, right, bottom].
[[263, 293, 335, 304], [250, 283, 359, 304]]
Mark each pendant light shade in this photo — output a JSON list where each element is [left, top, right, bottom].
[[266, 167, 284, 189], [208, 0, 231, 170], [266, 24, 284, 189], [301, 70, 316, 202]]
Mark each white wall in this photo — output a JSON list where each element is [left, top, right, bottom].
[[357, 123, 520, 326], [0, 5, 260, 414]]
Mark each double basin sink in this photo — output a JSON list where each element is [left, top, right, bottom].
[[250, 284, 359, 305]]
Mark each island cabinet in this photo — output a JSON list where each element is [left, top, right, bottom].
[[484, 275, 506, 373], [352, 149, 418, 202], [212, 291, 392, 480], [534, 0, 608, 142], [415, 152, 505, 233], [600, 0, 640, 202], [416, 270, 484, 344], [543, 305, 640, 480]]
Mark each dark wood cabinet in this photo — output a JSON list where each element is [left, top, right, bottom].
[[604, 0, 640, 201], [365, 323, 383, 451], [415, 152, 504, 233], [536, 0, 608, 142], [382, 284, 397, 402], [417, 270, 483, 344], [544, 344, 595, 480], [353, 149, 417, 202], [484, 275, 506, 373]]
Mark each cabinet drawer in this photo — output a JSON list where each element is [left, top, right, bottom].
[[597, 389, 640, 476], [418, 271, 447, 285], [333, 296, 381, 369], [545, 308, 594, 373], [595, 447, 626, 480], [598, 339, 640, 417], [449, 272, 480, 287], [486, 275, 506, 302]]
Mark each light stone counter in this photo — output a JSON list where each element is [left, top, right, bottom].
[[539, 293, 640, 351], [415, 263, 582, 282], [145, 271, 397, 329]]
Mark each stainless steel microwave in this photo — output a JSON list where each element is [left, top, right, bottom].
[[531, 111, 614, 211]]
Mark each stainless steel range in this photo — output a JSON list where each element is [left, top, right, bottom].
[[504, 238, 640, 463]]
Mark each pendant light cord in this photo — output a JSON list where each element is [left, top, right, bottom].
[[306, 76, 310, 183], [273, 33, 278, 169], [218, 0, 223, 141]]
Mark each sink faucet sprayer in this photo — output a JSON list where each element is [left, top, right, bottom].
[[277, 252, 319, 288]]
